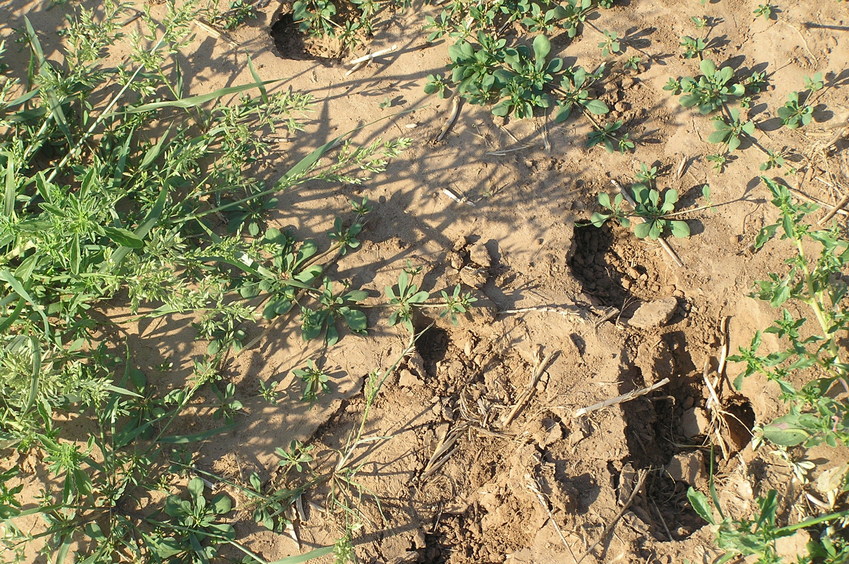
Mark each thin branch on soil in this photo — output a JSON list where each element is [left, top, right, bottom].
[[346, 44, 399, 67], [575, 469, 648, 564], [649, 497, 673, 541], [527, 478, 579, 562], [541, 119, 552, 152], [194, 19, 239, 48], [813, 176, 849, 224], [675, 155, 687, 180], [498, 304, 603, 320], [434, 96, 461, 142], [703, 362, 730, 460], [610, 179, 685, 267], [500, 352, 556, 427], [717, 315, 730, 382], [421, 423, 469, 479], [572, 378, 670, 418], [485, 144, 535, 156], [818, 192, 849, 224], [787, 185, 849, 216], [441, 187, 476, 206]]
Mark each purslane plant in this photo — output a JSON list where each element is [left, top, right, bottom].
[[591, 184, 691, 239], [423, 0, 628, 151], [675, 59, 745, 114]]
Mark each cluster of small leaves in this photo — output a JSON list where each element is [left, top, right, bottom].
[[776, 74, 822, 129], [590, 167, 693, 239], [688, 485, 849, 564], [385, 268, 477, 332], [424, 0, 594, 43], [146, 477, 235, 562], [753, 3, 776, 20], [291, 0, 409, 52], [709, 108, 755, 152], [729, 177, 849, 448], [423, 0, 634, 151], [293, 360, 332, 403], [668, 59, 746, 114], [205, 0, 258, 30]]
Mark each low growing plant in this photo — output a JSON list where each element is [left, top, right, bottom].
[[0, 2, 408, 561], [423, 0, 628, 150], [591, 182, 692, 239], [688, 484, 849, 564], [730, 177, 849, 448], [709, 108, 756, 151], [777, 91, 814, 129]]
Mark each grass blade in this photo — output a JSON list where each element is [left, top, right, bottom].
[[126, 80, 280, 112], [2, 151, 15, 217], [104, 180, 170, 271], [158, 424, 236, 444], [246, 55, 269, 104], [22, 336, 40, 417], [267, 546, 334, 564], [0, 269, 50, 338]]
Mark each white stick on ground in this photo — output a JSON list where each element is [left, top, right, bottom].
[[573, 378, 670, 417], [501, 352, 555, 427], [434, 96, 461, 142], [346, 44, 399, 66]]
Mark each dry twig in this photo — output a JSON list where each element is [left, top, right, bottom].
[[527, 477, 579, 562], [573, 378, 670, 418], [434, 96, 461, 142], [346, 44, 399, 67], [575, 469, 647, 564], [501, 352, 555, 427]]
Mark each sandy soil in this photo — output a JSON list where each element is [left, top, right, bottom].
[[2, 0, 849, 562]]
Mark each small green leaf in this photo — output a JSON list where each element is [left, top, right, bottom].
[[583, 99, 609, 115], [188, 477, 204, 498], [687, 487, 716, 525], [762, 414, 811, 446], [533, 34, 551, 61], [727, 135, 741, 152], [633, 222, 651, 239], [555, 102, 574, 123], [670, 220, 690, 238], [708, 130, 728, 144], [590, 212, 610, 228], [211, 493, 232, 514], [103, 226, 144, 249], [342, 308, 367, 332]]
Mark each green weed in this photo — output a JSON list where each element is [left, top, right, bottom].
[[689, 485, 849, 563], [591, 184, 692, 239], [423, 0, 632, 151], [0, 1, 409, 561], [730, 177, 849, 448], [709, 108, 755, 152]]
